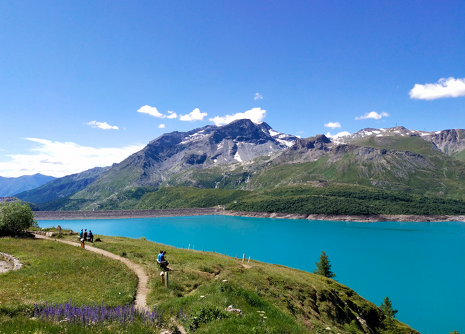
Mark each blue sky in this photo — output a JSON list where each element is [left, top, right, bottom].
[[1, 0, 464, 177]]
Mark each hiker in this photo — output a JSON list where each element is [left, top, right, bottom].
[[88, 230, 93, 242], [157, 250, 168, 270], [84, 229, 88, 241], [80, 236, 85, 249], [79, 229, 83, 239]]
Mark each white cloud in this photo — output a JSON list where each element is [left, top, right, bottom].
[[409, 77, 465, 100], [86, 121, 119, 130], [137, 105, 165, 118], [158, 124, 166, 129], [179, 108, 208, 122], [324, 122, 341, 129], [137, 105, 178, 119], [254, 93, 263, 100], [166, 111, 177, 119], [355, 111, 389, 120], [209, 107, 266, 126], [0, 138, 144, 178], [325, 131, 351, 139]]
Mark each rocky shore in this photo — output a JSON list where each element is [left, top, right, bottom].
[[33, 208, 465, 222], [222, 211, 465, 222]]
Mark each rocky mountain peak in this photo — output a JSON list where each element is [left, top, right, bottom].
[[291, 134, 331, 150]]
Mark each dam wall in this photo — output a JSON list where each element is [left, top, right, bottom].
[[34, 208, 221, 220]]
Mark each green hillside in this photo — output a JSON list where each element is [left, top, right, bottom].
[[247, 138, 465, 200], [0, 232, 418, 333], [67, 184, 465, 216], [226, 184, 465, 215], [135, 187, 250, 210]]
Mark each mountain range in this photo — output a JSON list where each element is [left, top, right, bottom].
[[0, 174, 55, 197], [14, 119, 465, 211]]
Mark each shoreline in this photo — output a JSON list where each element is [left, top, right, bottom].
[[33, 208, 465, 222]]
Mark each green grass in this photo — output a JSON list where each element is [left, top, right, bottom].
[[53, 233, 417, 333], [1, 233, 418, 333], [0, 315, 164, 334], [0, 238, 137, 310]]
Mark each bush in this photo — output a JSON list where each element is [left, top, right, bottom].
[[184, 304, 229, 332], [0, 202, 36, 236]]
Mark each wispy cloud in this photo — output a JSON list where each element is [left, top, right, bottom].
[[179, 108, 208, 122], [137, 105, 178, 119], [409, 77, 465, 100], [166, 111, 177, 119], [355, 111, 389, 120], [86, 121, 119, 130], [0, 138, 144, 178], [158, 124, 165, 129], [209, 107, 266, 126], [254, 93, 263, 100], [324, 122, 341, 129]]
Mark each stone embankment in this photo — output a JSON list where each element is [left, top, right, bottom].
[[33, 208, 465, 222], [34, 208, 220, 220]]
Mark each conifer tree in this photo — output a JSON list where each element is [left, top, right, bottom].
[[313, 251, 336, 278], [379, 296, 400, 333], [380, 296, 398, 319]]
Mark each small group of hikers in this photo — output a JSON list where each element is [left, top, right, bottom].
[[78, 229, 94, 248], [157, 250, 169, 270]]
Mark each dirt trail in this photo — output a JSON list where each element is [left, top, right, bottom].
[[33, 234, 149, 310]]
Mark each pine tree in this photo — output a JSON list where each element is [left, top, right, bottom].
[[313, 251, 336, 278], [378, 296, 400, 333], [380, 297, 398, 319]]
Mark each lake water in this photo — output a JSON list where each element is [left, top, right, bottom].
[[39, 215, 465, 333]]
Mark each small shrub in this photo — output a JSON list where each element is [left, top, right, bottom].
[[121, 251, 127, 257], [140, 236, 146, 241], [184, 304, 229, 332], [95, 237, 102, 242]]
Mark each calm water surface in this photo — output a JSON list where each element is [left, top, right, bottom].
[[39, 215, 465, 333]]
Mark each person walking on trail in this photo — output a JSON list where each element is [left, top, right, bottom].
[[79, 229, 83, 239], [88, 230, 93, 242], [80, 236, 85, 249], [84, 229, 88, 241]]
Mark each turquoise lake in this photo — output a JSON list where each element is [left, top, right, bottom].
[[39, 215, 465, 333]]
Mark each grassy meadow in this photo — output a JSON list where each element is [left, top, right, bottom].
[[0, 230, 418, 333]]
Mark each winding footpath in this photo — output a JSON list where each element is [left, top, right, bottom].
[[33, 234, 149, 310]]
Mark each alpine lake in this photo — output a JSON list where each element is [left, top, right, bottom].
[[39, 215, 465, 333]]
